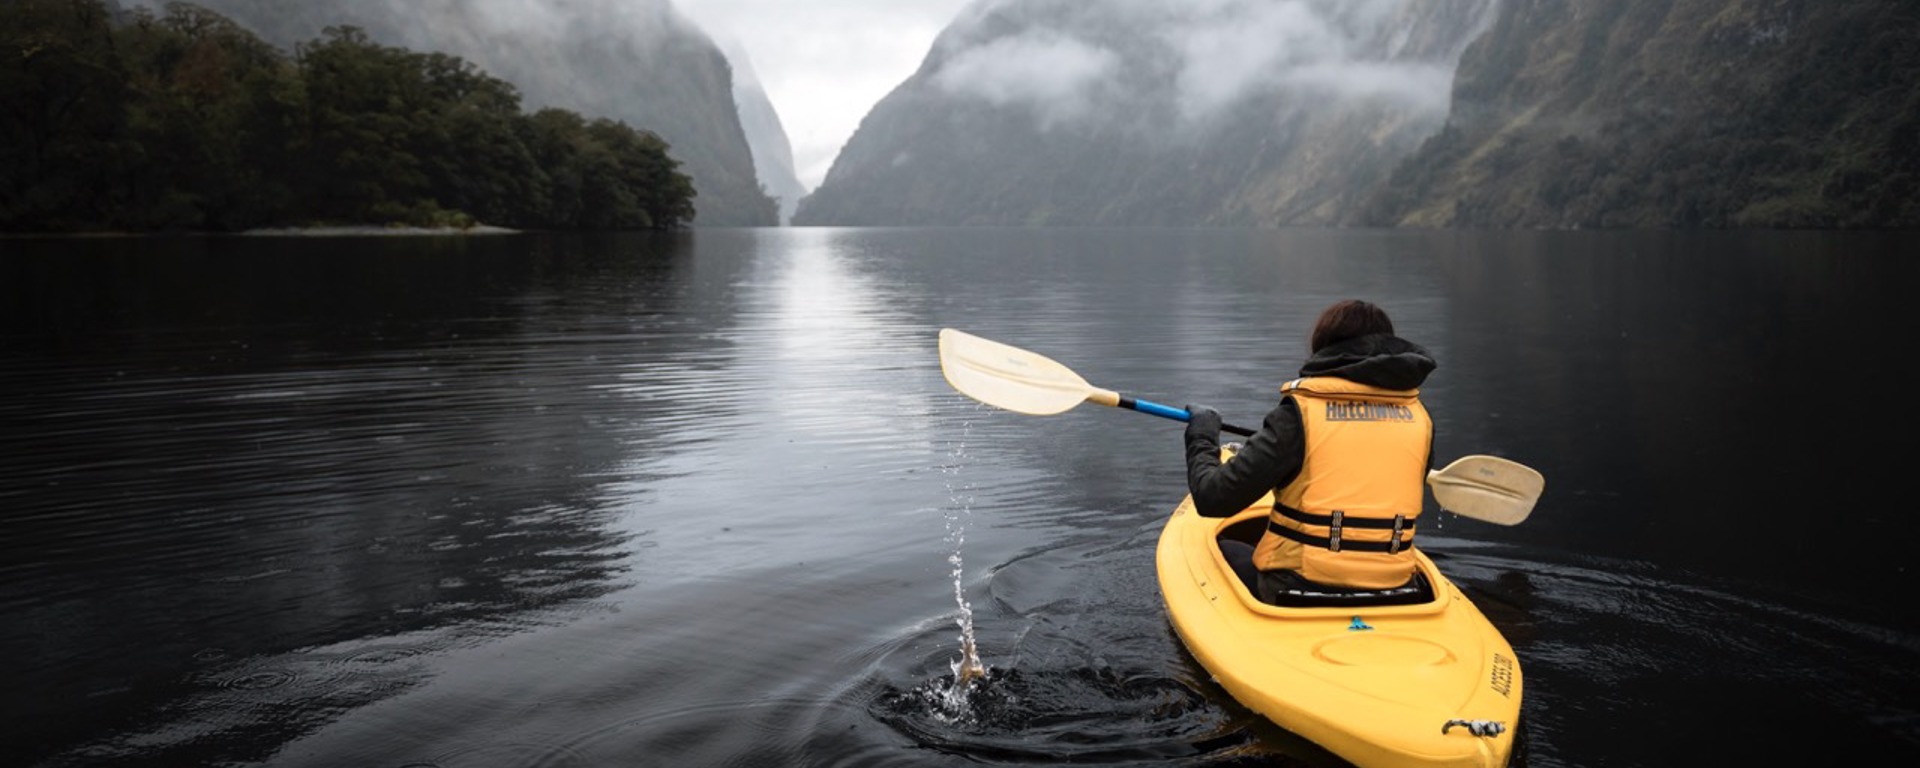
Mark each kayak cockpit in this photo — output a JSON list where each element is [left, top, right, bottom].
[[1214, 515, 1437, 608], [1197, 508, 1452, 622]]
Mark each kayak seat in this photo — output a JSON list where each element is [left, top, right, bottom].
[[1257, 568, 1434, 608], [1216, 517, 1437, 608]]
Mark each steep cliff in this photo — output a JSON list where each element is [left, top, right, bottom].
[[722, 40, 808, 225], [143, 0, 777, 226], [1359, 0, 1919, 228], [795, 0, 1498, 227]]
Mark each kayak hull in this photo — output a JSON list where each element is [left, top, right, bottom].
[[1156, 495, 1522, 768]]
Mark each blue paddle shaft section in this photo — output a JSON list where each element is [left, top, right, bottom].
[[1119, 396, 1255, 436], [1132, 398, 1189, 421]]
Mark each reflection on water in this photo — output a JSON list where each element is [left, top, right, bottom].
[[3, 234, 717, 763], [4, 228, 1918, 767]]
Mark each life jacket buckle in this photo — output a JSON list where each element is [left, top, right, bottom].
[[1328, 510, 1343, 552], [1389, 514, 1405, 554]]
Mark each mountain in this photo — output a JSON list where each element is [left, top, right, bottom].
[[1357, 0, 1920, 228], [794, 0, 1499, 227], [138, 0, 777, 227], [720, 39, 808, 225], [801, 0, 1916, 230]]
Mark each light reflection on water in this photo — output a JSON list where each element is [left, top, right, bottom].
[[3, 228, 1917, 767]]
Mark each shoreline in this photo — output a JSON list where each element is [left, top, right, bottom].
[[3, 224, 522, 239], [237, 224, 521, 237]]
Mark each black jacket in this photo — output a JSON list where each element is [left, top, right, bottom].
[[1184, 333, 1438, 517]]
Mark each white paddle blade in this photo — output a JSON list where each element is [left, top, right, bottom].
[[1427, 455, 1545, 525], [938, 329, 1095, 415]]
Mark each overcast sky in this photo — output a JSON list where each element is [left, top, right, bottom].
[[674, 0, 975, 192]]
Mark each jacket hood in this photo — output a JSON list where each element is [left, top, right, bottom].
[[1297, 333, 1435, 391]]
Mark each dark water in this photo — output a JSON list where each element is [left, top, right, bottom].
[[4, 228, 1917, 767]]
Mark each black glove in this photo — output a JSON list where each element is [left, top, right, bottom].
[[1184, 403, 1222, 438]]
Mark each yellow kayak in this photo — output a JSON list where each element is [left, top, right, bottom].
[[1155, 490, 1523, 767], [933, 326, 1537, 764]]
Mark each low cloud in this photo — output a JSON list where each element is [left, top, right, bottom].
[[1169, 0, 1343, 119], [934, 0, 1487, 129], [1282, 61, 1456, 115], [931, 30, 1120, 128]]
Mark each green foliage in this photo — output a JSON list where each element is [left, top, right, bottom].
[[0, 0, 695, 232], [515, 107, 695, 231], [0, 0, 130, 229], [112, 1, 301, 230]]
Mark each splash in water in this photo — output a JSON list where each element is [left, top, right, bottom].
[[941, 429, 987, 708], [947, 538, 985, 684]]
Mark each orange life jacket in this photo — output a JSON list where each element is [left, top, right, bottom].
[[1252, 376, 1432, 589]]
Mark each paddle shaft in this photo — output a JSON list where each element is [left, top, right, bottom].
[[1086, 389, 1255, 436]]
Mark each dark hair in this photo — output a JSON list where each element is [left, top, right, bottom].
[[1310, 299, 1394, 352]]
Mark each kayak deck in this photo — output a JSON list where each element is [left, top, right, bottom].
[[1156, 495, 1522, 768]]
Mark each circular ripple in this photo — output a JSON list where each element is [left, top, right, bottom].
[[191, 647, 230, 662], [874, 665, 1241, 763], [219, 669, 296, 690], [402, 741, 591, 768], [338, 645, 426, 666]]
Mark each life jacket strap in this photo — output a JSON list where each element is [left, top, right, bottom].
[[1268, 508, 1414, 554], [1276, 505, 1410, 530]]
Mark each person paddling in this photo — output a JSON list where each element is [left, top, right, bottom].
[[1183, 299, 1437, 606]]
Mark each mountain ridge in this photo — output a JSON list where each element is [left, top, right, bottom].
[[795, 0, 1499, 227], [800, 0, 1917, 229]]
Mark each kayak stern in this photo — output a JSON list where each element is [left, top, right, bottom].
[[1156, 496, 1522, 768]]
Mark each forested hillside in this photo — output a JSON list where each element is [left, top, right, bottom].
[[160, 0, 777, 227], [15, 0, 1910, 232], [799, 0, 1917, 230], [0, 0, 695, 232], [1358, 0, 1920, 228], [726, 42, 807, 225]]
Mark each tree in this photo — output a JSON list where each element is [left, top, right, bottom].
[[115, 1, 302, 229], [0, 0, 130, 230], [1, 3, 697, 231]]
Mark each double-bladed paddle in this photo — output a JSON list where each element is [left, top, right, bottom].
[[937, 328, 1545, 526]]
